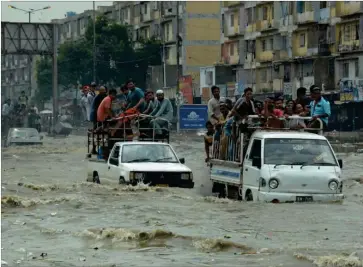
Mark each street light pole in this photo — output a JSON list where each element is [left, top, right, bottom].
[[8, 5, 51, 99], [93, 1, 97, 84]]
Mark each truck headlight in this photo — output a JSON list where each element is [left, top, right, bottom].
[[329, 181, 338, 191], [269, 179, 279, 189], [181, 173, 192, 180]]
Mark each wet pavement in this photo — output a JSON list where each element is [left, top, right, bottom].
[[1, 135, 363, 267]]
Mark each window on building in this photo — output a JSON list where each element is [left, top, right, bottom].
[[297, 2, 305, 13], [344, 25, 351, 41], [230, 14, 234, 27], [262, 40, 266, 51], [355, 60, 359, 77], [263, 7, 268, 20], [282, 36, 287, 50], [222, 14, 225, 33], [237, 13, 240, 26], [320, 1, 327, 9], [342, 62, 349, 77], [271, 5, 274, 19], [247, 8, 252, 24], [355, 23, 359, 40], [206, 71, 213, 85], [299, 34, 305, 47], [269, 38, 274, 50], [165, 46, 170, 59], [143, 4, 148, 14], [230, 43, 235, 56], [260, 69, 267, 83]]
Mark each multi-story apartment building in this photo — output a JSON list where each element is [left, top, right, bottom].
[[51, 10, 99, 45], [217, 1, 363, 100], [1, 54, 37, 100], [112, 1, 222, 92]]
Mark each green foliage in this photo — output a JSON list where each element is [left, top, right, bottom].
[[35, 15, 162, 97], [34, 57, 52, 104]]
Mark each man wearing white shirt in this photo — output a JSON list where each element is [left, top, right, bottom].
[[2, 99, 11, 136], [86, 82, 97, 121]]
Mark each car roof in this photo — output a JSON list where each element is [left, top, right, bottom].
[[115, 141, 170, 146], [252, 131, 327, 140]]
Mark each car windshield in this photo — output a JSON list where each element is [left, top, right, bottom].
[[121, 144, 179, 163], [11, 129, 39, 138], [264, 138, 337, 166]]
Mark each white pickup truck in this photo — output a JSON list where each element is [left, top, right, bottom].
[[86, 141, 194, 188], [210, 117, 344, 203]]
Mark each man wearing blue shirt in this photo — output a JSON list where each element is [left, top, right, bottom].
[[125, 80, 146, 112], [308, 85, 331, 131]]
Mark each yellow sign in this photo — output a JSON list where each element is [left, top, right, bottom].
[[340, 92, 353, 102]]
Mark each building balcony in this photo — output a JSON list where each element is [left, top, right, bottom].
[[225, 1, 241, 8], [256, 19, 278, 32], [319, 8, 330, 24], [256, 50, 274, 62], [336, 2, 362, 17], [244, 23, 261, 40], [141, 12, 152, 23], [226, 25, 240, 37], [297, 11, 316, 24], [273, 50, 289, 61], [338, 41, 362, 53], [306, 43, 331, 57]]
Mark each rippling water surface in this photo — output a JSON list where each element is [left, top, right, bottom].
[[1, 135, 363, 267]]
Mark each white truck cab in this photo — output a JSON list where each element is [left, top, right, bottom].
[[210, 117, 344, 203], [86, 142, 194, 188]]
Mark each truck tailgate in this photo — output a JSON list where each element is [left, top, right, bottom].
[[210, 159, 242, 186]]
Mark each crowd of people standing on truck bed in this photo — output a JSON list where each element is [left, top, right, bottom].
[[82, 79, 174, 136], [204, 85, 332, 162], [1, 91, 41, 137]]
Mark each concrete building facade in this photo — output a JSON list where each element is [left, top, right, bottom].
[[217, 1, 363, 99]]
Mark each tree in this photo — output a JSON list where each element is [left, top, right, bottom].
[[34, 57, 52, 106], [58, 39, 92, 86], [35, 14, 162, 95]]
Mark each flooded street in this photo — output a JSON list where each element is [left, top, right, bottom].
[[1, 135, 363, 267]]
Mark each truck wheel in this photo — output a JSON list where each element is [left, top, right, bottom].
[[212, 182, 225, 198], [93, 172, 100, 184], [228, 186, 241, 200], [245, 190, 253, 202], [119, 177, 126, 185]]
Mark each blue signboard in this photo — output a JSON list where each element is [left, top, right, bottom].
[[179, 104, 208, 130]]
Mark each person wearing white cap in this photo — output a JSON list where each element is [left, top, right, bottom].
[[149, 90, 173, 135]]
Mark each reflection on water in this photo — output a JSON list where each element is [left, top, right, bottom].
[[1, 135, 363, 267]]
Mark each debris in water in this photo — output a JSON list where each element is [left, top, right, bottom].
[[1, 260, 8, 265], [40, 252, 47, 258], [50, 212, 57, 216], [93, 247, 99, 250], [79, 257, 86, 261], [224, 235, 231, 239]]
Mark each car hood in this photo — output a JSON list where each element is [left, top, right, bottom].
[[121, 162, 192, 172]]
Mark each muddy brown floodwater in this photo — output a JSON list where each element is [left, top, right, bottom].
[[1, 135, 363, 267]]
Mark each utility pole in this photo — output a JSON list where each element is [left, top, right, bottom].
[[176, 1, 181, 132], [160, 1, 167, 88], [8, 5, 50, 99], [93, 1, 97, 83]]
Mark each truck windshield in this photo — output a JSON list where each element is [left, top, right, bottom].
[[122, 144, 179, 163], [264, 138, 337, 166]]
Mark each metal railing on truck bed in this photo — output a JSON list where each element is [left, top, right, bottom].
[[211, 115, 323, 164], [87, 114, 171, 158]]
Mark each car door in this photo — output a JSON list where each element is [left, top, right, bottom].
[[107, 145, 121, 180], [243, 139, 262, 191]]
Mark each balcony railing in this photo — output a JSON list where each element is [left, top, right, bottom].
[[336, 2, 362, 17], [297, 11, 316, 24], [257, 19, 278, 32]]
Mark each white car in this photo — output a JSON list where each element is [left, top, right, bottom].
[[6, 128, 43, 147], [86, 142, 194, 188]]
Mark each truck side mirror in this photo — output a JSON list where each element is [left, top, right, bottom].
[[179, 158, 185, 164], [338, 159, 343, 169], [252, 157, 261, 169]]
